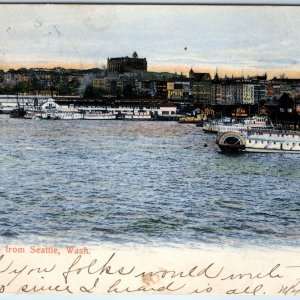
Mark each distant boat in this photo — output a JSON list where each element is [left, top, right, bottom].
[[123, 110, 152, 120], [218, 116, 273, 134], [41, 111, 83, 120], [124, 114, 152, 120], [203, 117, 232, 134], [179, 113, 207, 124], [203, 116, 273, 134]]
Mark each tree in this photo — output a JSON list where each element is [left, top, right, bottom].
[[83, 85, 106, 99]]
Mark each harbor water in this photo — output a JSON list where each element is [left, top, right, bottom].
[[0, 114, 300, 248]]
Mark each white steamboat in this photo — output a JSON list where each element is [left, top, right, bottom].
[[217, 129, 300, 153]]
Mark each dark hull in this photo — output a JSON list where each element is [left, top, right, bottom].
[[10, 108, 26, 118]]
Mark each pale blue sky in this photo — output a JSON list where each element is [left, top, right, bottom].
[[0, 5, 299, 77]]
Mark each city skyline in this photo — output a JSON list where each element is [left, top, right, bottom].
[[0, 5, 300, 78]]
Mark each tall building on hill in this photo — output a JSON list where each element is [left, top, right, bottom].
[[189, 68, 211, 81], [107, 52, 147, 74], [189, 68, 212, 104]]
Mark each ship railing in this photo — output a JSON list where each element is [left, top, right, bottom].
[[247, 128, 300, 136]]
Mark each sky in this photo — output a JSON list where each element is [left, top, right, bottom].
[[0, 4, 299, 78]]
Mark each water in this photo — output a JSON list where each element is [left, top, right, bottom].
[[0, 114, 300, 248]]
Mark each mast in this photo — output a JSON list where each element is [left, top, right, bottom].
[[17, 93, 20, 109]]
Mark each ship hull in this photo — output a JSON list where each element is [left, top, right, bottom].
[[83, 114, 116, 120], [124, 115, 152, 120], [244, 148, 300, 153]]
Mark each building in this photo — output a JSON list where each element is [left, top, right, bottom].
[[254, 84, 266, 103], [249, 74, 267, 82], [276, 93, 300, 129], [211, 76, 222, 105], [107, 52, 147, 74], [167, 81, 190, 101], [211, 76, 244, 106], [131, 80, 155, 98], [189, 69, 211, 81], [93, 77, 123, 95], [220, 82, 235, 105], [242, 84, 255, 104], [155, 81, 168, 99], [266, 83, 275, 97], [232, 83, 244, 104], [189, 69, 211, 105]]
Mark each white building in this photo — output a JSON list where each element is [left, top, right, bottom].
[[243, 84, 255, 104]]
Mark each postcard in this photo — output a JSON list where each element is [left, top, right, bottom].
[[0, 3, 300, 296]]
